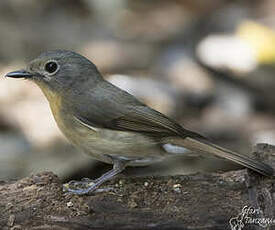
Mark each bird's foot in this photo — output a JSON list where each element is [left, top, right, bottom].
[[63, 179, 114, 195], [66, 177, 94, 187]]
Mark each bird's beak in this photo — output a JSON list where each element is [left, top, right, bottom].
[[5, 70, 33, 79]]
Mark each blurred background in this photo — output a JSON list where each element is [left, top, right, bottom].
[[1, 0, 275, 181]]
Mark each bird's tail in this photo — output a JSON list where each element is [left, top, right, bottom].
[[177, 137, 274, 176]]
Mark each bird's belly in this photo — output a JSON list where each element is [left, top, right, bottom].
[[72, 129, 167, 165], [53, 110, 166, 165]]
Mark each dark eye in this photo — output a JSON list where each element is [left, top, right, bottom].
[[45, 61, 58, 74]]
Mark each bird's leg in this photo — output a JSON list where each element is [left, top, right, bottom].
[[63, 159, 128, 195]]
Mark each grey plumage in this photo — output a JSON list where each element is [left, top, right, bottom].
[[5, 50, 274, 195]]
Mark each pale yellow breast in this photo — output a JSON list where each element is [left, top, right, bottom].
[[37, 84, 166, 165]]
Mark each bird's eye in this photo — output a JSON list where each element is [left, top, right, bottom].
[[45, 61, 58, 74]]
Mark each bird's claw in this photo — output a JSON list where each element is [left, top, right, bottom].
[[66, 179, 95, 188], [63, 179, 114, 195]]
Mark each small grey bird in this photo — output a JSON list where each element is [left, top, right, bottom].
[[5, 50, 273, 195]]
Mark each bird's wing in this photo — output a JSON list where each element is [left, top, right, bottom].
[[72, 81, 203, 138]]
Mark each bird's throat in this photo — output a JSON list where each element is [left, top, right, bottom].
[[36, 82, 63, 117]]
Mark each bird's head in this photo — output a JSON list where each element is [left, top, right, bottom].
[[5, 50, 102, 94]]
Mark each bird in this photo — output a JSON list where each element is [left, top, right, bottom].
[[5, 50, 274, 195]]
